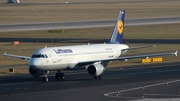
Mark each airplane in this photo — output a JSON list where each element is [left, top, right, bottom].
[[4, 10, 178, 82]]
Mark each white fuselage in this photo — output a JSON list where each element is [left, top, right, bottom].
[[29, 43, 129, 71]]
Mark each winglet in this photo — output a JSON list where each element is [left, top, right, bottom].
[[3, 52, 7, 57], [175, 50, 178, 56]]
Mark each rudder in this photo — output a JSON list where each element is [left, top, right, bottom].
[[109, 10, 125, 44]]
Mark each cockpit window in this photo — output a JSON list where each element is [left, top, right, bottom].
[[31, 54, 48, 58]]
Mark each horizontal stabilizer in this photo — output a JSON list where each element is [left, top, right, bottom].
[[122, 45, 156, 51]]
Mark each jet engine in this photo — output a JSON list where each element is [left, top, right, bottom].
[[87, 64, 105, 76], [29, 67, 43, 77]]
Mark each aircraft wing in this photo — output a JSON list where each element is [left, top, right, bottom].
[[115, 50, 178, 60], [77, 50, 178, 66], [3, 52, 31, 60]]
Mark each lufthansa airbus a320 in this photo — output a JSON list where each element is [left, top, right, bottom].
[[4, 10, 178, 82]]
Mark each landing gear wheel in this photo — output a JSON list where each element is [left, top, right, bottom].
[[43, 77, 48, 82], [43, 71, 49, 82], [98, 75, 103, 79], [94, 76, 98, 79], [55, 72, 65, 80], [60, 73, 65, 79], [94, 75, 103, 79], [55, 73, 60, 80]]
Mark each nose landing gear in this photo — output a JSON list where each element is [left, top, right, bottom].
[[43, 71, 49, 82]]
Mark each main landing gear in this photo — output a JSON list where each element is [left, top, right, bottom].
[[94, 74, 103, 79], [55, 70, 65, 80]]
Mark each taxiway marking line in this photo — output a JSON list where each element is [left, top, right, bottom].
[[0, 82, 35, 87], [104, 79, 180, 98]]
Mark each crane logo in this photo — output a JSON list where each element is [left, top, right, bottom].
[[117, 20, 124, 35]]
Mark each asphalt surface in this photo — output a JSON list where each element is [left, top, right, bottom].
[[0, 16, 180, 32], [1, 62, 180, 101]]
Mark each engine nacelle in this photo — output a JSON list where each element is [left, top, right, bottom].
[[87, 64, 105, 76], [29, 67, 43, 77]]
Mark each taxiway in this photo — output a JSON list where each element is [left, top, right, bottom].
[[0, 62, 180, 101]]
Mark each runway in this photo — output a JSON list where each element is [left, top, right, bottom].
[[1, 62, 180, 101], [0, 16, 180, 32]]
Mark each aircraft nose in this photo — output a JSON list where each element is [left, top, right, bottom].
[[29, 59, 43, 70]]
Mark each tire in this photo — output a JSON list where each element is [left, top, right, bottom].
[[43, 77, 48, 82], [55, 73, 60, 80], [94, 76, 98, 79], [98, 75, 103, 79], [60, 73, 65, 79]]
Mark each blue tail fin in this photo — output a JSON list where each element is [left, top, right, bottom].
[[109, 10, 125, 44]]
